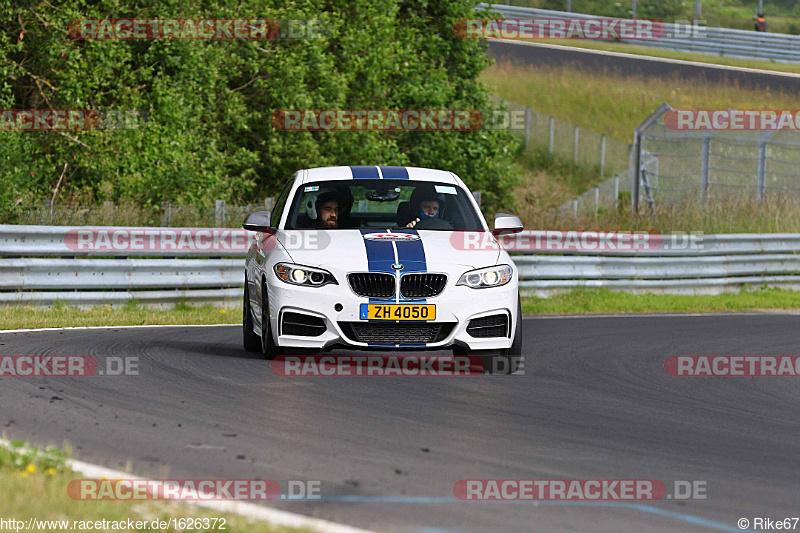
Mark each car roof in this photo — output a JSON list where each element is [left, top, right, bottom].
[[300, 166, 461, 185]]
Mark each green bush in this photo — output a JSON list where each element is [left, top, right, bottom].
[[0, 0, 517, 218]]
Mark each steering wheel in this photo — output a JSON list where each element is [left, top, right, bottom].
[[411, 218, 453, 230]]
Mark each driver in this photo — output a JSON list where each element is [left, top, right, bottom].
[[404, 198, 440, 228]]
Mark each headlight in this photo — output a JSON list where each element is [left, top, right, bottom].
[[274, 263, 337, 287], [456, 265, 513, 289]]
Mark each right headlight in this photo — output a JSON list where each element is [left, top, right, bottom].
[[274, 263, 337, 287], [456, 264, 513, 289]]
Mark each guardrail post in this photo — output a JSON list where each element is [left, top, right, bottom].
[[549, 116, 555, 154], [524, 107, 532, 151], [215, 199, 226, 227], [600, 134, 606, 177], [700, 133, 711, 202], [574, 126, 580, 164]]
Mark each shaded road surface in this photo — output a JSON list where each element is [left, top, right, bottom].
[[1, 315, 799, 532]]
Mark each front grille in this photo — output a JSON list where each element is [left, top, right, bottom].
[[339, 322, 455, 344], [281, 312, 326, 337], [400, 273, 447, 298], [466, 314, 509, 338], [348, 273, 395, 298]]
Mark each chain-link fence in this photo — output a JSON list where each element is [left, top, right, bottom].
[[496, 97, 632, 178], [11, 199, 273, 227], [635, 105, 800, 210]]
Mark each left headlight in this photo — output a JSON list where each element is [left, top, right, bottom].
[[456, 264, 513, 289], [274, 263, 337, 287]]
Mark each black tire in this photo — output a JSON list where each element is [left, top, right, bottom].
[[242, 278, 261, 352], [260, 281, 281, 360]]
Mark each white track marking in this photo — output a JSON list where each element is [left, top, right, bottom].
[[0, 438, 376, 533]]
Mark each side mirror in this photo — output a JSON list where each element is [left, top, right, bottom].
[[494, 213, 524, 234], [242, 211, 274, 232]]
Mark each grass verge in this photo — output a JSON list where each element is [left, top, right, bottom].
[[0, 441, 307, 533], [521, 286, 800, 315], [2, 287, 800, 332], [0, 302, 240, 330]]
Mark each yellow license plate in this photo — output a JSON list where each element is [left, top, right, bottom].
[[360, 304, 436, 321]]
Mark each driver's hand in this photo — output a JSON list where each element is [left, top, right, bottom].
[[405, 218, 420, 228]]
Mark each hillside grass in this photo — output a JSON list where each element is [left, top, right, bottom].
[[481, 61, 799, 142]]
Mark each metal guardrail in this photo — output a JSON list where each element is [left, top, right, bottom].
[[479, 4, 800, 63], [1, 225, 800, 303]]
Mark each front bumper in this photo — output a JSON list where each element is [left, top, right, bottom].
[[265, 281, 518, 351]]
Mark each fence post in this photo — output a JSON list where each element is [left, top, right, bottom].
[[524, 107, 532, 151], [573, 197, 577, 219], [614, 175, 620, 209], [574, 126, 580, 165], [264, 197, 275, 222], [700, 133, 711, 201], [594, 186, 599, 218], [549, 116, 555, 154], [215, 199, 226, 227], [757, 139, 767, 202], [600, 134, 606, 177], [472, 191, 482, 208]]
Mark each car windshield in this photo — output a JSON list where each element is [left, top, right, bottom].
[[284, 179, 483, 230]]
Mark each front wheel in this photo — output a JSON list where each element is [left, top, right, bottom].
[[242, 277, 261, 352], [260, 282, 282, 360]]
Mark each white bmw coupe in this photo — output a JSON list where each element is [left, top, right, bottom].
[[242, 166, 524, 373]]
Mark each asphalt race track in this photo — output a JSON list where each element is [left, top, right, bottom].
[[1, 315, 799, 532], [488, 40, 800, 94]]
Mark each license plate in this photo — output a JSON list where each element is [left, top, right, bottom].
[[360, 304, 436, 321]]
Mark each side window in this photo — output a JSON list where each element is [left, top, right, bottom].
[[270, 177, 294, 228]]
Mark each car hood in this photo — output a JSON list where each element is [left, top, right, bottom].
[[278, 229, 502, 272]]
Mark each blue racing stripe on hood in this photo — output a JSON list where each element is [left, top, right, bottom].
[[379, 166, 409, 179], [395, 229, 427, 303], [360, 229, 395, 306], [350, 166, 380, 180]]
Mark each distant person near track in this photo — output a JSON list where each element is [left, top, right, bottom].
[[755, 13, 768, 32]]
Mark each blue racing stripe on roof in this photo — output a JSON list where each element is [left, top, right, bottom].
[[350, 166, 381, 180], [379, 166, 409, 180]]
